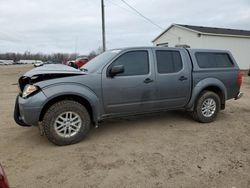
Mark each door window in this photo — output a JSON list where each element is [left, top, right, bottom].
[[156, 50, 183, 73], [110, 51, 149, 76]]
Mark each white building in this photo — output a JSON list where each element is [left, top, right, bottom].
[[152, 24, 250, 69]]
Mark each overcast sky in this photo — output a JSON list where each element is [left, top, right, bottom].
[[0, 0, 249, 54]]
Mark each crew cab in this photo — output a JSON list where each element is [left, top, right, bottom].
[[14, 47, 243, 145]]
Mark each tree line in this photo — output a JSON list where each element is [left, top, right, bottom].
[[0, 48, 102, 63]]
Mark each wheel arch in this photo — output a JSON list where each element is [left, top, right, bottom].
[[186, 78, 227, 110], [38, 84, 101, 124], [39, 94, 94, 122], [202, 85, 225, 105]]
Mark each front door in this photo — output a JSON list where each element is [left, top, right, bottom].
[[102, 50, 156, 115]]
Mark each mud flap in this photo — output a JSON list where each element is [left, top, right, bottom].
[[38, 122, 44, 136]]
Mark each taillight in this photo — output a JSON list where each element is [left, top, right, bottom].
[[237, 71, 243, 88]]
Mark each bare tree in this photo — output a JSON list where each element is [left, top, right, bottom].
[[0, 47, 102, 63]]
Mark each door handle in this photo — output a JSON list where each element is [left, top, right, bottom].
[[179, 76, 188, 81], [144, 78, 154, 84]]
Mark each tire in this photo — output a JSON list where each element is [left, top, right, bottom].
[[192, 91, 220, 123], [42, 100, 90, 146]]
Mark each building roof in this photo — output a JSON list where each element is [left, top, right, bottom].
[[152, 24, 250, 42], [177, 24, 250, 37]]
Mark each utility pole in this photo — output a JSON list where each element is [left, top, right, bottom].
[[74, 36, 78, 58], [101, 0, 106, 52]]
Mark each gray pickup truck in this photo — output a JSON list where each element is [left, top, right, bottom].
[[14, 47, 243, 145]]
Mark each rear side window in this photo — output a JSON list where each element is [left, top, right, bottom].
[[111, 51, 149, 76], [195, 52, 234, 68], [156, 50, 183, 73]]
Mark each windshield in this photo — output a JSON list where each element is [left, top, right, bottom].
[[81, 50, 121, 73]]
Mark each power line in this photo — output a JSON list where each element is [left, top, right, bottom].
[[106, 0, 138, 16], [120, 0, 164, 30]]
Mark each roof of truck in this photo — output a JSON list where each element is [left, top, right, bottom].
[[110, 46, 229, 52]]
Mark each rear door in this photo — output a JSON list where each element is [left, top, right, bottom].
[[101, 49, 156, 114], [153, 48, 192, 109]]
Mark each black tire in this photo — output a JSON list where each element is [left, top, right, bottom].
[[192, 91, 220, 123], [42, 100, 90, 146]]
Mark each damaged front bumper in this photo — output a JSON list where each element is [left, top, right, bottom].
[[13, 91, 47, 126], [14, 95, 30, 127]]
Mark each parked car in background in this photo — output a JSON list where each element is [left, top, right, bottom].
[[66, 56, 89, 69], [66, 60, 78, 69], [0, 164, 9, 188], [34, 62, 44, 67], [18, 60, 43, 64], [14, 47, 243, 146], [0, 60, 14, 65], [34, 61, 61, 67], [74, 56, 89, 68]]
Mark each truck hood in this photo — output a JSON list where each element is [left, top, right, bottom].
[[19, 64, 87, 91], [23, 64, 86, 77]]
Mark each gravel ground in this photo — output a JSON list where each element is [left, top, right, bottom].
[[0, 65, 250, 188]]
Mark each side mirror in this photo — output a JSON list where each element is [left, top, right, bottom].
[[109, 65, 124, 77]]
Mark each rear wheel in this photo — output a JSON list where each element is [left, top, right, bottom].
[[42, 100, 90, 146], [192, 91, 220, 123]]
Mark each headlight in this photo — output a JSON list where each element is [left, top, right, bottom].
[[22, 85, 39, 98]]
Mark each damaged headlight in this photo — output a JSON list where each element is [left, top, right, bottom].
[[22, 84, 39, 98]]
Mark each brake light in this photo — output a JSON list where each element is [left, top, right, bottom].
[[237, 71, 243, 87]]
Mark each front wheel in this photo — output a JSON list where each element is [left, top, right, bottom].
[[192, 91, 220, 123], [42, 100, 90, 146]]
